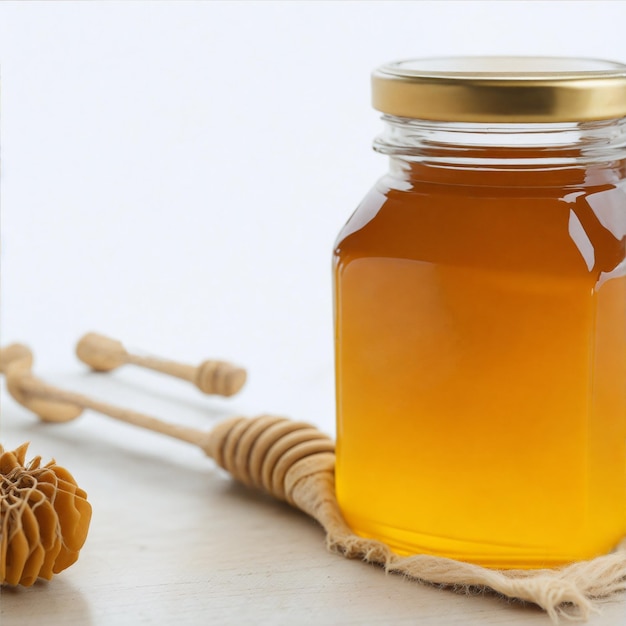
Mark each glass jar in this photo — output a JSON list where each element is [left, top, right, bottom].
[[333, 57, 626, 569]]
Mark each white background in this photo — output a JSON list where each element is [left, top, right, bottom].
[[2, 1, 626, 434], [2, 3, 626, 625]]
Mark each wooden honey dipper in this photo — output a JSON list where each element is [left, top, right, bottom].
[[2, 343, 624, 621], [75, 332, 247, 397], [0, 343, 344, 526]]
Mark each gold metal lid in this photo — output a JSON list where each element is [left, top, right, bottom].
[[372, 57, 626, 122]]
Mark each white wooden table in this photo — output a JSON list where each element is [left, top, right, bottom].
[[1, 370, 624, 626]]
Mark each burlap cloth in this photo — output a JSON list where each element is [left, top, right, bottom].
[[204, 415, 626, 623]]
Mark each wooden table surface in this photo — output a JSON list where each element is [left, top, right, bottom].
[[1, 370, 625, 626]]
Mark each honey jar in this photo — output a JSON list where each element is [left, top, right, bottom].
[[333, 57, 626, 568]]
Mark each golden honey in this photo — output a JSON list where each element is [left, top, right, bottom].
[[333, 58, 626, 568]]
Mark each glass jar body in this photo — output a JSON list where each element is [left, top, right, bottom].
[[333, 118, 626, 568]]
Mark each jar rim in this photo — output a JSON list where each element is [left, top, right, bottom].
[[372, 56, 626, 123]]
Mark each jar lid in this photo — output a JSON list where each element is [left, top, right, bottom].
[[372, 57, 626, 122]]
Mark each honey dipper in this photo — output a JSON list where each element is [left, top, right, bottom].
[[0, 345, 92, 587], [76, 332, 246, 397], [2, 343, 624, 621], [0, 343, 344, 529]]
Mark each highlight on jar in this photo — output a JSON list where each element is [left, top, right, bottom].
[[332, 57, 626, 569]]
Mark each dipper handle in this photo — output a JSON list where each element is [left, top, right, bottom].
[[1, 344, 83, 423], [75, 332, 247, 397]]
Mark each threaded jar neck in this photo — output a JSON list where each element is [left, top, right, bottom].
[[374, 115, 626, 169]]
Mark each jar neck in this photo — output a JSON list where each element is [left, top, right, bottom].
[[375, 115, 626, 185]]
